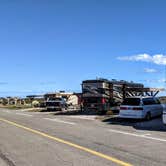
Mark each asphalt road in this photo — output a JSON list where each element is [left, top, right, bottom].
[[0, 108, 166, 166]]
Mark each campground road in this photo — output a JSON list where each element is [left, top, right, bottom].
[[0, 108, 166, 166]]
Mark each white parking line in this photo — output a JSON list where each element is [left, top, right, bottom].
[[16, 113, 33, 117], [142, 134, 151, 136], [109, 129, 166, 143], [68, 115, 96, 121], [5, 110, 10, 113], [1, 110, 10, 113], [44, 118, 76, 125]]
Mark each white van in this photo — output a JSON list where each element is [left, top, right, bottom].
[[119, 97, 163, 120]]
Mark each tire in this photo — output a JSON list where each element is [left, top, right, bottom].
[[145, 112, 151, 121]]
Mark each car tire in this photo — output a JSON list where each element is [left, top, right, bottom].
[[145, 112, 151, 121]]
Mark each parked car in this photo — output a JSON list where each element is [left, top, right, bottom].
[[119, 97, 163, 120]]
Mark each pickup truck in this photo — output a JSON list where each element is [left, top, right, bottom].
[[46, 97, 67, 111]]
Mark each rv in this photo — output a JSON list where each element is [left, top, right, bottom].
[[82, 79, 111, 114], [82, 79, 144, 114]]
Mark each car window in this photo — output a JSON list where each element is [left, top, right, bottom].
[[154, 98, 161, 104], [122, 98, 141, 106], [143, 98, 156, 105]]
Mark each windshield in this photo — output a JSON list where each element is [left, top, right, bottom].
[[84, 97, 102, 103], [122, 98, 141, 106], [48, 98, 62, 101], [46, 102, 61, 107]]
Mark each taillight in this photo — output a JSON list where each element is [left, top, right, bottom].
[[102, 98, 106, 104], [132, 107, 143, 111]]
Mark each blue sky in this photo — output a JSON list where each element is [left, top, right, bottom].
[[0, 0, 166, 97]]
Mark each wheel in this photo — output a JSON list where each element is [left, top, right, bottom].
[[145, 112, 151, 121]]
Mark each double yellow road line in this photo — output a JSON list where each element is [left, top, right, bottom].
[[0, 118, 133, 166]]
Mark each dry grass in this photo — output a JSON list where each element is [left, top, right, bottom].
[[0, 105, 32, 110]]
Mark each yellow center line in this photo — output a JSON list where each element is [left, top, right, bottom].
[[0, 117, 133, 166]]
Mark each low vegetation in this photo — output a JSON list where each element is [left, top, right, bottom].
[[0, 104, 32, 110]]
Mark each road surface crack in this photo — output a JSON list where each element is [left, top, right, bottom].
[[0, 150, 16, 166]]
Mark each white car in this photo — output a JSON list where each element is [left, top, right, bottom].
[[119, 97, 163, 120]]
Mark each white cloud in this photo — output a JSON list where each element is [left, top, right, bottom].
[[143, 79, 165, 83], [144, 68, 158, 73], [117, 54, 166, 65]]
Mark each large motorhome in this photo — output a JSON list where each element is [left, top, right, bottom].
[[82, 79, 110, 114], [82, 79, 144, 114]]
